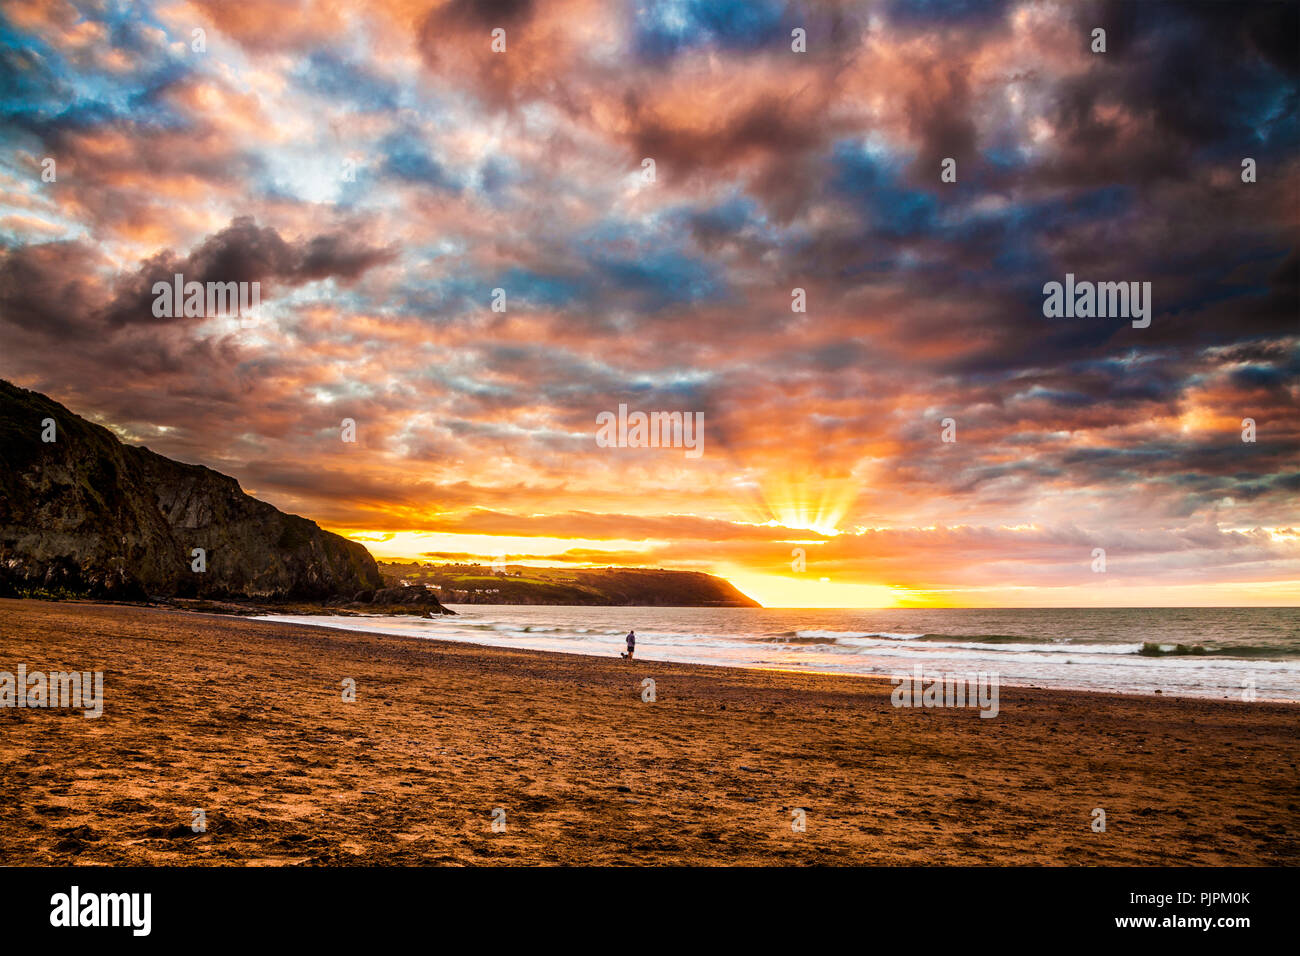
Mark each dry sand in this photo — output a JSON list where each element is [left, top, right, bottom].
[[1, 597, 1297, 865]]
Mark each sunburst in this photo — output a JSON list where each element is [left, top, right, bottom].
[[740, 471, 864, 537]]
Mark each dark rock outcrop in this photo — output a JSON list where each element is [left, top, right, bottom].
[[354, 585, 456, 615], [0, 379, 385, 601], [368, 586, 453, 608]]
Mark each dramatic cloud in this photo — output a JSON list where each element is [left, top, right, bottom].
[[0, 0, 1296, 606]]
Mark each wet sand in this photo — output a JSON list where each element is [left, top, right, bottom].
[[1, 597, 1297, 865]]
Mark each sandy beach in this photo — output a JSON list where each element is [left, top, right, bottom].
[[1, 597, 1297, 866]]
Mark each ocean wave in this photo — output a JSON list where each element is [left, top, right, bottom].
[[916, 633, 1044, 644], [1139, 641, 1208, 657], [795, 629, 924, 641], [253, 614, 1300, 701]]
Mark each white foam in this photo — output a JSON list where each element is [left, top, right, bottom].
[[252, 608, 1300, 703]]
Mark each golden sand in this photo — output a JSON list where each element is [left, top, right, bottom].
[[1, 598, 1296, 865]]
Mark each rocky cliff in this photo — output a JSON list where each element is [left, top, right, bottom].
[[0, 380, 384, 600]]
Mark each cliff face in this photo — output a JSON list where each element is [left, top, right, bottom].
[[0, 380, 383, 600]]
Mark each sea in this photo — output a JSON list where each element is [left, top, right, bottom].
[[256, 605, 1300, 703]]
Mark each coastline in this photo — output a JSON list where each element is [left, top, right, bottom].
[[257, 606, 1300, 704], [2, 597, 1297, 865]]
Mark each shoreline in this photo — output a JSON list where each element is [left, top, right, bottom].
[[2, 597, 1297, 865], [257, 607, 1300, 706]]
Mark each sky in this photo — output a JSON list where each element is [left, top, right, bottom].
[[0, 0, 1297, 608]]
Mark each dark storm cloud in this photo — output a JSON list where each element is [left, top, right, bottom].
[[97, 218, 395, 328], [0, 0, 1296, 597]]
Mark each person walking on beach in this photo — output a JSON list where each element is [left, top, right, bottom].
[[621, 630, 636, 660]]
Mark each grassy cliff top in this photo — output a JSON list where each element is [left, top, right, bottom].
[[379, 561, 761, 608]]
